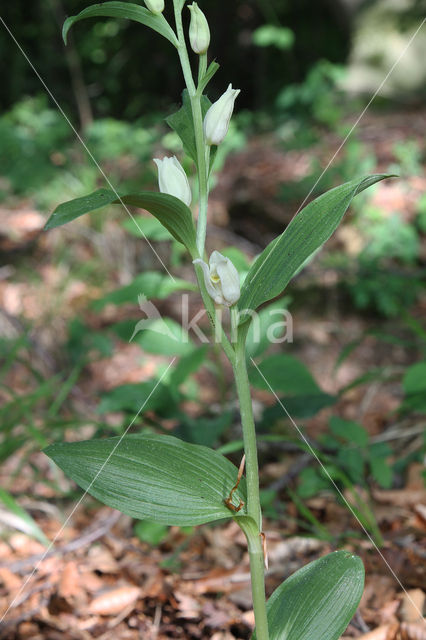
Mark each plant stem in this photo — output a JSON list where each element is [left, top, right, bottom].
[[233, 335, 269, 640], [237, 518, 269, 640], [172, 4, 267, 635], [233, 338, 262, 529], [173, 1, 209, 257]]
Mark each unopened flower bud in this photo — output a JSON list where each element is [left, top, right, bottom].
[[194, 251, 240, 306], [154, 156, 192, 206], [144, 0, 164, 14], [203, 84, 240, 146], [188, 2, 210, 55]]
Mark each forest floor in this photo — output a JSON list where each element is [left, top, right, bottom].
[[0, 107, 425, 639]]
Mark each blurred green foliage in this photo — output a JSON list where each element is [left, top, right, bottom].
[[0, 0, 352, 120]]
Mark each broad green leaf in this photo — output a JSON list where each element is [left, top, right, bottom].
[[238, 174, 393, 323], [368, 442, 393, 489], [44, 433, 247, 526], [174, 412, 232, 447], [329, 416, 368, 447], [45, 189, 116, 227], [63, 2, 178, 47], [252, 25, 294, 50], [297, 467, 330, 499], [122, 215, 173, 241], [169, 346, 208, 387], [0, 488, 50, 546], [261, 392, 336, 421], [118, 193, 198, 255], [45, 189, 198, 256], [369, 455, 392, 489], [403, 362, 426, 395], [249, 354, 321, 395], [253, 550, 364, 640], [336, 448, 365, 484], [92, 271, 195, 311], [245, 298, 292, 358], [134, 520, 168, 545], [111, 317, 194, 356], [97, 380, 177, 415], [124, 316, 195, 356], [166, 90, 217, 170]]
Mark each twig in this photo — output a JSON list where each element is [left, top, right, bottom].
[[354, 609, 371, 634], [0, 601, 48, 633], [370, 423, 426, 444], [151, 604, 162, 639], [1, 509, 121, 574]]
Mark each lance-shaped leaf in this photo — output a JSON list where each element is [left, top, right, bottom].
[[253, 550, 364, 640], [63, 2, 178, 47], [166, 90, 217, 170], [238, 174, 393, 323], [44, 433, 247, 526], [44, 189, 198, 256]]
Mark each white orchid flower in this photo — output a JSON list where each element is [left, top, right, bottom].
[[203, 84, 240, 146], [153, 156, 192, 207], [144, 0, 164, 14], [194, 250, 240, 306], [188, 2, 210, 54]]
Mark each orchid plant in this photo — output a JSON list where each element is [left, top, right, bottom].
[[43, 2, 392, 638]]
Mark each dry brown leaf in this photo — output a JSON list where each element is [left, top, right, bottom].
[[380, 598, 401, 625], [202, 600, 233, 629], [406, 464, 426, 490], [87, 545, 119, 573], [142, 571, 169, 600], [78, 570, 104, 594], [8, 533, 44, 556], [174, 590, 200, 619], [0, 540, 12, 561], [0, 567, 21, 594], [58, 562, 80, 599], [0, 209, 44, 250], [413, 504, 426, 528], [399, 590, 425, 623], [241, 609, 255, 629], [87, 585, 140, 615], [400, 622, 426, 640], [372, 489, 426, 507], [191, 568, 249, 595], [357, 624, 399, 640]]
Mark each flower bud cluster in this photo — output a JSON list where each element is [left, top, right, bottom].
[[151, 4, 241, 304]]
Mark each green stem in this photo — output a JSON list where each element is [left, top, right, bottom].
[[171, 4, 267, 636], [198, 51, 207, 85], [233, 336, 269, 639], [233, 338, 261, 529], [173, 1, 209, 257], [238, 517, 270, 640]]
